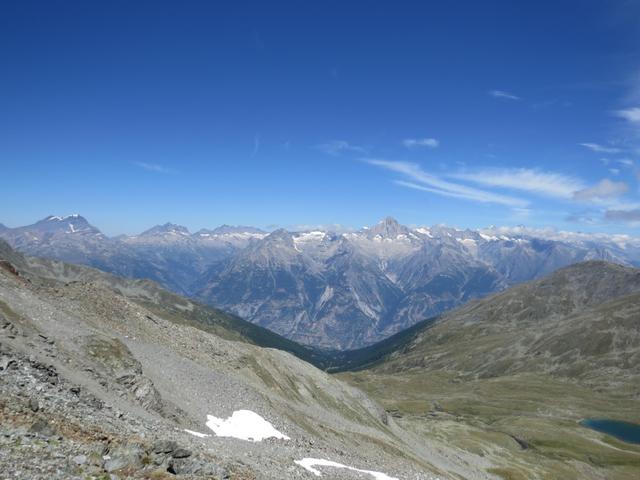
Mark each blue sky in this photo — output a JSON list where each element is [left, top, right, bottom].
[[1, 1, 640, 235]]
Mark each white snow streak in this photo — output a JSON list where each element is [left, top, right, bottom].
[[184, 429, 210, 438], [294, 458, 399, 480]]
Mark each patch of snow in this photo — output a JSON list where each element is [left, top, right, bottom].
[[479, 233, 498, 241], [47, 216, 63, 221], [205, 410, 289, 442], [294, 458, 399, 480], [294, 231, 326, 242], [68, 223, 76, 233], [207, 232, 266, 240], [184, 429, 210, 438], [456, 238, 476, 247], [415, 227, 433, 237]]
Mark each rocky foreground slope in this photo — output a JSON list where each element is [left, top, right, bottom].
[[0, 239, 497, 480]]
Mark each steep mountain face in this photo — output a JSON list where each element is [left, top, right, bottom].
[[2, 215, 640, 349], [195, 219, 639, 348], [197, 229, 327, 340], [0, 239, 485, 480]]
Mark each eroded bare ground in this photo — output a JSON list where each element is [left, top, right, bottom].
[[0, 242, 496, 480]]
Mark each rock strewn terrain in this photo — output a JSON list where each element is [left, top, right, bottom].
[[0, 239, 489, 479]]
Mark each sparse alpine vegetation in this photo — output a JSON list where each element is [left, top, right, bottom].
[[338, 261, 640, 479]]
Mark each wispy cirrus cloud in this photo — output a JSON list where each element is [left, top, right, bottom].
[[617, 158, 634, 167], [450, 168, 584, 199], [579, 142, 621, 154], [252, 133, 261, 157], [614, 107, 640, 123], [489, 89, 520, 101], [315, 140, 366, 156], [366, 157, 637, 223], [402, 137, 439, 149], [365, 159, 528, 207], [133, 162, 175, 174]]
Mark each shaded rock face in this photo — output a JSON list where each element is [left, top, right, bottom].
[[2, 217, 640, 349]]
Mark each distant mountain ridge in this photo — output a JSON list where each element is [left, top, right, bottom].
[[2, 215, 640, 349]]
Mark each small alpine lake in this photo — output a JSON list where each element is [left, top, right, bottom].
[[581, 419, 640, 445]]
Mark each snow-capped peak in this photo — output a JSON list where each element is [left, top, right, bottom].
[[140, 223, 191, 237]]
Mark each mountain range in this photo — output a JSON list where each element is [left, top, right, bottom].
[[2, 232, 639, 479], [2, 215, 640, 349]]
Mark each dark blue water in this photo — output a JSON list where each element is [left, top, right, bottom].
[[581, 419, 640, 445]]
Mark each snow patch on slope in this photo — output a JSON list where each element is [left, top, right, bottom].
[[294, 458, 401, 480], [204, 410, 290, 442]]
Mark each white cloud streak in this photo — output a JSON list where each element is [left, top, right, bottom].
[[366, 159, 528, 207], [579, 143, 621, 154], [252, 134, 260, 157], [489, 90, 520, 101], [315, 140, 366, 156], [402, 138, 439, 149], [614, 107, 640, 123], [450, 168, 585, 199], [134, 162, 174, 174], [618, 158, 634, 167]]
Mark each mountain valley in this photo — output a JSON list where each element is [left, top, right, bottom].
[[3, 215, 639, 350], [0, 239, 488, 479], [1, 233, 639, 479]]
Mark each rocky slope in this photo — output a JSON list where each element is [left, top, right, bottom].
[[3, 215, 640, 349], [0, 239, 497, 480]]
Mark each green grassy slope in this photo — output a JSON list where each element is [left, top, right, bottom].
[[339, 261, 640, 479]]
